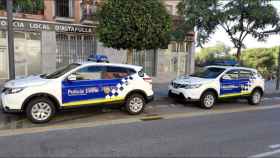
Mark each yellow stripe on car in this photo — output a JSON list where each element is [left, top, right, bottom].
[[63, 97, 125, 107], [219, 92, 251, 98]]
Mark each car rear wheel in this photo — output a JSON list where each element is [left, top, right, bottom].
[[200, 91, 216, 109], [26, 97, 56, 123], [248, 89, 262, 105], [125, 94, 145, 115]]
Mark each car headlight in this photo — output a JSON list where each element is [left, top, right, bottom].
[[4, 87, 25, 94], [184, 84, 202, 89]]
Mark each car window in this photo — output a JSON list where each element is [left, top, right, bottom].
[[75, 66, 106, 81], [102, 66, 132, 79], [239, 70, 253, 79], [190, 67, 225, 79], [43, 63, 81, 79], [225, 70, 239, 80]]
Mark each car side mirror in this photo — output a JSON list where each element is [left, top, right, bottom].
[[67, 74, 77, 81], [222, 75, 231, 80]]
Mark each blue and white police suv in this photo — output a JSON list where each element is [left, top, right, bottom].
[[169, 66, 265, 109], [1, 62, 154, 123]]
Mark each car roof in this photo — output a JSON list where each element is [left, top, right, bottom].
[[206, 65, 258, 72], [76, 61, 143, 71]]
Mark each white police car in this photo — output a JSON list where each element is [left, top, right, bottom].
[[1, 62, 154, 123], [169, 66, 264, 109]]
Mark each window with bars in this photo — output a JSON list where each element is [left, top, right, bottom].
[[171, 42, 186, 52], [0, 0, 44, 14], [81, 0, 98, 20], [55, 0, 74, 18], [56, 34, 95, 68], [0, 0, 6, 10]]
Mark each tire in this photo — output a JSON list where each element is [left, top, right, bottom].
[[125, 93, 146, 115], [25, 97, 56, 124], [168, 91, 174, 97], [248, 89, 262, 105], [200, 91, 216, 109]]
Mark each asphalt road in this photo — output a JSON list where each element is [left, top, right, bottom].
[[1, 96, 280, 130], [0, 105, 280, 157]]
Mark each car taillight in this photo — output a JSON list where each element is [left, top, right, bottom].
[[143, 77, 152, 84]]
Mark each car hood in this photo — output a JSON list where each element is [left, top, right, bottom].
[[4, 75, 49, 88], [172, 75, 215, 85]]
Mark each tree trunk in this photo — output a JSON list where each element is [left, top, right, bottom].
[[236, 47, 242, 62], [276, 47, 280, 90], [126, 48, 133, 64]]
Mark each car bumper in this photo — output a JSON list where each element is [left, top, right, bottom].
[[147, 95, 154, 103], [0, 93, 23, 113], [168, 85, 201, 101]]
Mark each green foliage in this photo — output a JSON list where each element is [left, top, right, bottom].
[[14, 0, 33, 12], [195, 42, 233, 65], [241, 47, 280, 79], [13, 0, 44, 13], [178, 0, 280, 59], [34, 0, 44, 12], [97, 0, 172, 50]]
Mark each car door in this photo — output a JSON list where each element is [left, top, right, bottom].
[[100, 66, 133, 101], [62, 66, 107, 107], [239, 69, 254, 95], [220, 69, 241, 97]]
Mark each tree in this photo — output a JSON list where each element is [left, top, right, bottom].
[[177, 0, 280, 61], [241, 46, 279, 79], [97, 0, 172, 64], [195, 42, 233, 66]]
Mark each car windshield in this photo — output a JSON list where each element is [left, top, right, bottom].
[[190, 67, 225, 79], [42, 63, 81, 79]]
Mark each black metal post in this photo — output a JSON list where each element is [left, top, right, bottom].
[[7, 0, 15, 80]]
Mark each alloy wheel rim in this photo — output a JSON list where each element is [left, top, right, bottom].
[[253, 92, 261, 104], [129, 97, 144, 113], [31, 102, 52, 121], [204, 95, 215, 107]]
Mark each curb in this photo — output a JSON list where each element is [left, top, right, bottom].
[[1, 103, 280, 137], [264, 93, 280, 98]]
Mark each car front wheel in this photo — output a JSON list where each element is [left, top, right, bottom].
[[200, 91, 216, 109], [26, 97, 56, 123], [248, 90, 262, 105], [125, 94, 145, 115]]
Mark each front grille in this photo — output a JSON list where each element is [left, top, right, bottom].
[[172, 82, 186, 89], [1, 88, 7, 93]]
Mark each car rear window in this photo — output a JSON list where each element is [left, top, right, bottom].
[[239, 70, 254, 79], [103, 66, 136, 79]]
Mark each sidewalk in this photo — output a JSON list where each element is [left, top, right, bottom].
[[264, 80, 280, 94]]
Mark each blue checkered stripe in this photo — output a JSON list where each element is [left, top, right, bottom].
[[240, 79, 253, 92], [105, 76, 134, 99]]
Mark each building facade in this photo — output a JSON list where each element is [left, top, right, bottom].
[[0, 0, 195, 80]]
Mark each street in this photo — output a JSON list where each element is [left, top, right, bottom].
[[0, 98, 280, 157], [1, 95, 280, 130]]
